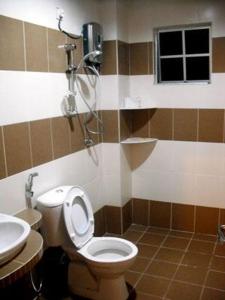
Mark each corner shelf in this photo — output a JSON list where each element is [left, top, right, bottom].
[[120, 137, 158, 144]]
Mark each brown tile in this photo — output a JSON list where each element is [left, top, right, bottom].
[[51, 117, 70, 159], [202, 288, 225, 300], [24, 22, 48, 72], [212, 37, 225, 73], [195, 206, 219, 235], [125, 271, 141, 287], [173, 109, 197, 141], [211, 256, 225, 272], [135, 292, 162, 300], [0, 128, 6, 179], [137, 243, 158, 259], [48, 28, 66, 72], [150, 200, 171, 228], [192, 233, 217, 242], [30, 119, 52, 167], [155, 248, 184, 264], [136, 274, 170, 297], [175, 265, 207, 285], [3, 122, 31, 176], [206, 270, 225, 290], [147, 227, 169, 235], [146, 260, 177, 279], [104, 206, 122, 234], [168, 230, 193, 239], [198, 109, 224, 143], [139, 232, 165, 246], [122, 200, 132, 233], [130, 257, 149, 273], [120, 110, 132, 141], [182, 252, 211, 267], [69, 114, 85, 152], [130, 224, 148, 232], [101, 40, 117, 75], [188, 240, 215, 254], [220, 208, 225, 225], [130, 42, 148, 75], [132, 198, 149, 226], [123, 230, 143, 243], [0, 15, 25, 70], [94, 207, 106, 237], [83, 112, 100, 145], [102, 110, 119, 143], [132, 110, 149, 137], [149, 109, 173, 140], [148, 42, 153, 75], [214, 243, 225, 257], [166, 281, 202, 300], [163, 236, 189, 250], [172, 203, 195, 232], [118, 40, 129, 75]]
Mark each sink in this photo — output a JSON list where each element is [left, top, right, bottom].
[[0, 213, 31, 266]]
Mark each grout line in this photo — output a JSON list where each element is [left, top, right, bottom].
[[116, 40, 119, 75], [49, 118, 55, 160], [170, 203, 172, 230], [46, 28, 50, 72], [194, 205, 197, 233], [27, 121, 33, 168], [22, 21, 27, 71], [1, 126, 8, 177]]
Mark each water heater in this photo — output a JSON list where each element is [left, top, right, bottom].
[[83, 22, 103, 65]]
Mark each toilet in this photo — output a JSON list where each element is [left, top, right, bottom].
[[36, 186, 138, 300]]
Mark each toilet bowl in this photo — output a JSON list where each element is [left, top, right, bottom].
[[37, 186, 138, 300]]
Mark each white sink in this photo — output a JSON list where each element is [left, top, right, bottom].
[[0, 213, 31, 266]]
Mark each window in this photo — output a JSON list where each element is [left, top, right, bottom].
[[155, 24, 211, 84]]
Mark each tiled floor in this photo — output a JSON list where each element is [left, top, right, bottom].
[[123, 224, 225, 300]]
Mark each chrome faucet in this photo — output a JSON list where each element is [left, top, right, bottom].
[[25, 172, 39, 208]]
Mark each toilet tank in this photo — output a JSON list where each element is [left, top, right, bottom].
[[37, 186, 72, 247]]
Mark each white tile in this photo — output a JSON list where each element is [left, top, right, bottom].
[[100, 76, 119, 110], [172, 172, 196, 205], [171, 141, 196, 173]]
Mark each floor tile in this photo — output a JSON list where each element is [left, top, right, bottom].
[[146, 260, 177, 279], [155, 248, 184, 264], [162, 236, 190, 250], [201, 287, 225, 300], [174, 265, 207, 285], [210, 255, 225, 272], [129, 257, 150, 273], [129, 224, 148, 232], [205, 270, 225, 290], [123, 230, 143, 243], [187, 240, 215, 254], [139, 233, 165, 246], [168, 230, 193, 239], [192, 233, 217, 242], [182, 252, 211, 267], [125, 271, 141, 287], [214, 243, 225, 256], [137, 243, 158, 259], [166, 281, 202, 300], [147, 227, 169, 236], [136, 274, 170, 297], [132, 292, 163, 300]]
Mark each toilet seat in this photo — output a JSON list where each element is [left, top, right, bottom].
[[63, 186, 94, 249]]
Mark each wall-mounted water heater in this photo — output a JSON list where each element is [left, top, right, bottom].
[[83, 22, 103, 66]]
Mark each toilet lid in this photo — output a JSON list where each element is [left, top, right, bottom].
[[63, 186, 94, 249]]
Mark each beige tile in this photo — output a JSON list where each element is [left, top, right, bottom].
[[3, 122, 32, 176], [123, 230, 143, 243], [0, 15, 25, 70], [104, 206, 122, 235], [0, 128, 6, 179], [212, 37, 225, 73], [30, 119, 53, 167], [122, 200, 132, 233], [172, 203, 195, 232], [51, 117, 71, 159], [192, 233, 217, 242], [202, 288, 225, 300], [130, 42, 148, 75], [102, 110, 119, 143], [136, 243, 158, 259], [125, 271, 141, 287], [120, 110, 132, 141], [149, 109, 173, 140], [206, 270, 225, 290], [166, 281, 202, 300], [118, 40, 129, 75], [133, 198, 149, 226], [24, 22, 48, 72], [130, 257, 149, 273], [147, 227, 169, 236], [130, 224, 148, 232], [135, 292, 162, 300], [187, 240, 215, 254], [136, 274, 170, 297], [132, 109, 149, 137], [139, 233, 165, 246], [155, 248, 184, 264], [211, 256, 225, 272], [48, 28, 66, 72], [146, 260, 177, 279], [162, 236, 189, 250], [198, 109, 224, 143], [173, 109, 197, 141], [150, 200, 171, 228], [69, 114, 85, 152], [195, 206, 219, 235], [175, 265, 207, 285], [101, 40, 117, 75], [214, 243, 225, 257], [168, 230, 193, 239], [182, 252, 211, 267]]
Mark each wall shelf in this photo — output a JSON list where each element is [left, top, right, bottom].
[[120, 137, 158, 144]]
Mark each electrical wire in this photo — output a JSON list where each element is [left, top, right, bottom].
[[58, 15, 81, 40]]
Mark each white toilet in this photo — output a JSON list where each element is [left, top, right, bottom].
[[37, 186, 138, 300]]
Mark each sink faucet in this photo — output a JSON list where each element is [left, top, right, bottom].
[[25, 172, 39, 208]]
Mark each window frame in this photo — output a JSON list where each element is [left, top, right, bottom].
[[154, 23, 212, 85]]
